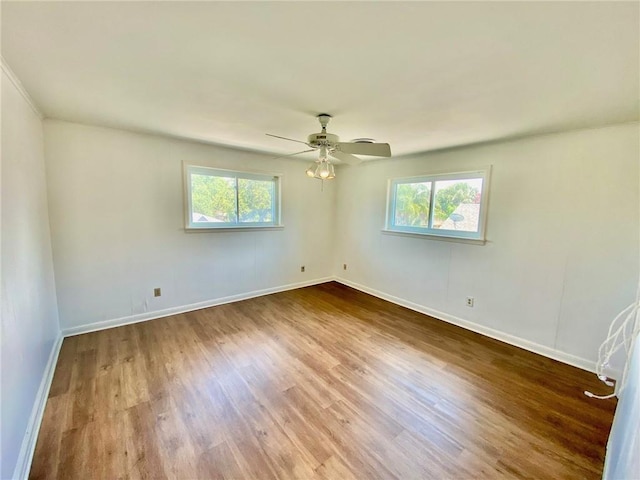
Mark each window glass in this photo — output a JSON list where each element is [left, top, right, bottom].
[[238, 178, 275, 223], [387, 169, 490, 240], [185, 165, 280, 229], [432, 178, 483, 232], [191, 173, 237, 224], [394, 182, 431, 228]]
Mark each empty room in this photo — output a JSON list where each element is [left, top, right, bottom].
[[2, 1, 639, 479]]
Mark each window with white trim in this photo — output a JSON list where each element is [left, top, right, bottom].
[[184, 165, 281, 230], [386, 168, 490, 240]]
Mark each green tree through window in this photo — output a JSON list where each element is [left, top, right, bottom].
[[394, 182, 431, 227], [186, 166, 280, 228], [433, 182, 479, 225], [388, 170, 489, 240], [191, 174, 237, 222], [238, 179, 274, 223]]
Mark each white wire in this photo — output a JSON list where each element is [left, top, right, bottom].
[[585, 281, 640, 399]]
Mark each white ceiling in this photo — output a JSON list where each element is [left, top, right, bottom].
[[2, 1, 638, 159]]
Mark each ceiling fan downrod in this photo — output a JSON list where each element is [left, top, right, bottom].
[[317, 113, 332, 132]]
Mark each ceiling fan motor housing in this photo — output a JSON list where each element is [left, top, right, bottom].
[[307, 132, 339, 148]]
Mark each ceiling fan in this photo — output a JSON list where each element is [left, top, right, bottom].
[[266, 114, 392, 180]]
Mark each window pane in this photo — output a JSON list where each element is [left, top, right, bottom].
[[238, 178, 274, 223], [432, 178, 483, 232], [393, 182, 432, 227], [190, 173, 237, 223]]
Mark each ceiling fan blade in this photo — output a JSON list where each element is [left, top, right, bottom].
[[271, 149, 316, 160], [336, 142, 391, 157], [330, 150, 362, 165], [266, 133, 311, 146]]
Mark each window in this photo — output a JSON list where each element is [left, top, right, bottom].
[[386, 168, 490, 241], [184, 165, 281, 230]]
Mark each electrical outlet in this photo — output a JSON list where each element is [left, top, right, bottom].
[[466, 296, 474, 307], [154, 288, 161, 297], [343, 264, 347, 270], [300, 266, 305, 273]]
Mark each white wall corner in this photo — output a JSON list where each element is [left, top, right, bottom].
[[1, 57, 43, 120], [334, 276, 621, 379], [12, 334, 63, 480]]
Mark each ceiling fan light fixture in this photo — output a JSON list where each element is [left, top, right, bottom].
[[326, 162, 336, 179], [267, 114, 391, 181], [308, 158, 336, 181], [318, 160, 331, 179], [305, 163, 316, 177]]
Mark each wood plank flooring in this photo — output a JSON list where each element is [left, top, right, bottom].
[[30, 282, 616, 479]]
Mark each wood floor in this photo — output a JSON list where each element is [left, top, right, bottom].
[[30, 282, 616, 479]]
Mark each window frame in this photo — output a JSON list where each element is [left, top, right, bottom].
[[385, 167, 491, 242], [184, 164, 282, 231]]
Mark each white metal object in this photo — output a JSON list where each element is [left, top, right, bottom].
[[265, 114, 393, 178]]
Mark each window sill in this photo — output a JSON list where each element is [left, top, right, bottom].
[[186, 225, 285, 233], [381, 229, 486, 245]]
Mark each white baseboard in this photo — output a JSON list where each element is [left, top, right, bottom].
[[14, 277, 617, 479], [63, 275, 618, 378], [335, 277, 620, 379], [62, 277, 335, 337], [12, 334, 63, 480], [14, 277, 331, 478]]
